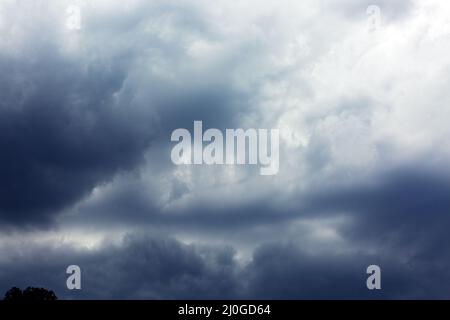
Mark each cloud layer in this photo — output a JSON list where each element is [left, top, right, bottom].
[[1, 0, 450, 299]]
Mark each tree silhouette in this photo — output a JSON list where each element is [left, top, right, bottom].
[[3, 287, 23, 301], [3, 287, 57, 301]]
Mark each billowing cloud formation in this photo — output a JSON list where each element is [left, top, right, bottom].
[[1, 0, 450, 299], [0, 0, 255, 226], [0, 50, 155, 226], [0, 234, 448, 299]]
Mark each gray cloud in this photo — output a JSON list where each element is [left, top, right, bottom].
[[1, 234, 449, 299], [0, 49, 154, 227], [1, 0, 450, 300], [0, 235, 241, 299], [304, 165, 450, 247], [0, 0, 261, 228]]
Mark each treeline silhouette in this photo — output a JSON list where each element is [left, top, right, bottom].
[[3, 287, 57, 301]]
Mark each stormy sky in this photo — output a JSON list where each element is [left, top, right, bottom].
[[1, 0, 450, 299]]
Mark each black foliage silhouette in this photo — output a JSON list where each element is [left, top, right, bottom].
[[3, 287, 58, 301]]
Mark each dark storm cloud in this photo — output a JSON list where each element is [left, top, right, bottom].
[[2, 0, 450, 300], [244, 240, 450, 299], [0, 0, 258, 228], [0, 235, 241, 299], [68, 179, 291, 230], [0, 50, 154, 227], [64, 163, 450, 256], [304, 165, 450, 246], [245, 243, 414, 299], [60, 163, 450, 299], [0, 1, 255, 226], [1, 234, 449, 300]]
